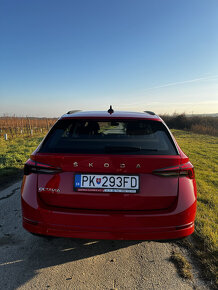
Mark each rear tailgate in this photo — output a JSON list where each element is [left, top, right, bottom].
[[36, 154, 180, 211]]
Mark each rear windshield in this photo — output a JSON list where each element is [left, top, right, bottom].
[[39, 119, 178, 155]]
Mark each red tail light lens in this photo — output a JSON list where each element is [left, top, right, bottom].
[[24, 159, 62, 175], [153, 162, 195, 179], [179, 162, 195, 179]]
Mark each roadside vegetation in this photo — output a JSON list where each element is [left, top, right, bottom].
[[0, 133, 45, 188], [172, 129, 218, 287], [170, 250, 193, 280], [161, 113, 218, 136], [0, 116, 56, 188]]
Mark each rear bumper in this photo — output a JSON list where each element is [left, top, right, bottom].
[[23, 215, 194, 240], [22, 195, 196, 240], [21, 176, 197, 241]]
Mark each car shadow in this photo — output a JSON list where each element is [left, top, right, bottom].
[[0, 233, 142, 289], [0, 167, 23, 190]]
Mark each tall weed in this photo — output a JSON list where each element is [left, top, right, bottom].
[[161, 114, 218, 136]]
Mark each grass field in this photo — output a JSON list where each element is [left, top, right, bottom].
[[0, 133, 45, 188], [172, 129, 218, 285], [0, 130, 217, 284]]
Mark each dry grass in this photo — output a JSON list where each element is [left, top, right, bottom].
[[191, 124, 218, 136], [161, 113, 218, 136], [170, 250, 193, 279], [179, 237, 218, 289]]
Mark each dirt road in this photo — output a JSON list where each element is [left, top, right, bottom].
[[0, 182, 208, 289]]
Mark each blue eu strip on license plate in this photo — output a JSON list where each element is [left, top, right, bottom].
[[74, 174, 139, 193]]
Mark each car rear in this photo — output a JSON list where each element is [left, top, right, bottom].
[[21, 111, 197, 240]]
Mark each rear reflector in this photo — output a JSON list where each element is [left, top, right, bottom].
[[153, 162, 195, 179], [23, 217, 39, 225], [24, 159, 62, 175]]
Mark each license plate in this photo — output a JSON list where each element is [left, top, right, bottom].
[[74, 174, 139, 193]]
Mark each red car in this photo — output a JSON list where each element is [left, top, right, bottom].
[[21, 108, 197, 240]]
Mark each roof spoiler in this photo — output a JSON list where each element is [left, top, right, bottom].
[[144, 111, 155, 115], [67, 110, 82, 114]]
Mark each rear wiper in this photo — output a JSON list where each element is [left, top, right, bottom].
[[104, 146, 158, 153]]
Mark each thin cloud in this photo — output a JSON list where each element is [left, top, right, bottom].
[[144, 75, 218, 91]]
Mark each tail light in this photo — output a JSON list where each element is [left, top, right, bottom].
[[24, 159, 62, 175], [153, 162, 195, 179], [179, 162, 195, 179]]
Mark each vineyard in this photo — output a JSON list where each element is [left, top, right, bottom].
[[0, 116, 57, 138]]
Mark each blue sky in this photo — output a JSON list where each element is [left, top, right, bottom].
[[0, 0, 218, 117]]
